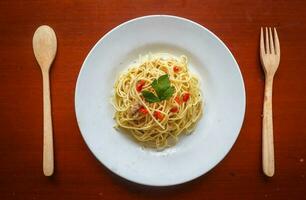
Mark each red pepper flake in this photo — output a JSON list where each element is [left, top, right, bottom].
[[139, 106, 148, 115], [170, 106, 178, 113], [136, 80, 146, 92], [175, 96, 182, 105], [161, 67, 168, 73], [154, 111, 164, 120], [173, 66, 180, 73], [182, 92, 190, 102]]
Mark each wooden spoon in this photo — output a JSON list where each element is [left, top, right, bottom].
[[33, 25, 57, 176]]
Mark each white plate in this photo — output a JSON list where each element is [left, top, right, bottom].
[[75, 15, 245, 186]]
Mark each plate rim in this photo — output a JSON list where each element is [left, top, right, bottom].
[[75, 15, 246, 186]]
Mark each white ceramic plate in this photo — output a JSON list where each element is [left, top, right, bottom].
[[75, 15, 245, 186]]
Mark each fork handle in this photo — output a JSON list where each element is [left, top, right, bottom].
[[262, 76, 275, 177]]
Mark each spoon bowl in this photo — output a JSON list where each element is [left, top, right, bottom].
[[33, 25, 57, 72]]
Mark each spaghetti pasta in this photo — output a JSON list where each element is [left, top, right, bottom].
[[112, 53, 203, 149]]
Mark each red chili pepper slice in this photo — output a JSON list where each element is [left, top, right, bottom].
[[182, 92, 190, 102], [175, 96, 182, 105], [154, 111, 164, 120], [170, 106, 178, 113], [139, 106, 148, 115], [136, 80, 145, 92], [173, 66, 180, 73]]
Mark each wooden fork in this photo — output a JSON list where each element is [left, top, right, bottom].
[[260, 27, 280, 177]]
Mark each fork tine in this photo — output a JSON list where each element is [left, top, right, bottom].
[[265, 27, 270, 54], [273, 28, 280, 56], [260, 27, 265, 55], [269, 27, 275, 54]]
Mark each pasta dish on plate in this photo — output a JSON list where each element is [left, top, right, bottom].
[[112, 53, 203, 149]]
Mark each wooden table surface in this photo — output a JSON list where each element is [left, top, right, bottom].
[[1, 0, 305, 199]]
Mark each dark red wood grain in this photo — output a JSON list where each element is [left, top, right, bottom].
[[0, 0, 305, 199]]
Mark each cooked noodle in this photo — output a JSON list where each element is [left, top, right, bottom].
[[112, 53, 203, 149]]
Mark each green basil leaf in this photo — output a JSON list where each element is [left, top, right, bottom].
[[142, 91, 160, 103], [159, 86, 175, 100], [151, 79, 159, 95], [157, 74, 170, 89], [144, 74, 174, 102], [151, 74, 170, 97]]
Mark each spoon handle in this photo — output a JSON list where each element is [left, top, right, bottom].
[[42, 70, 54, 176]]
